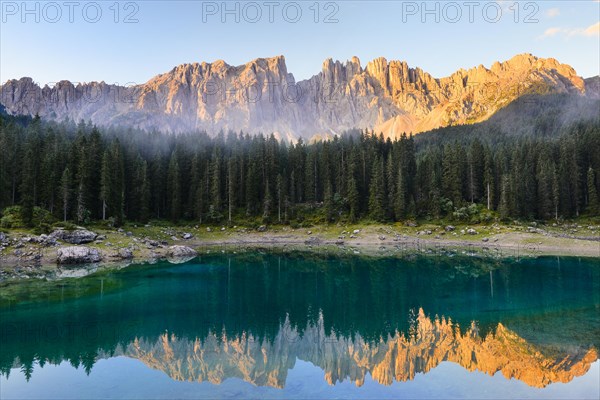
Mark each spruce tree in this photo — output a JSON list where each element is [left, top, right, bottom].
[[348, 173, 359, 222], [139, 160, 151, 222], [498, 175, 512, 220], [552, 166, 560, 221], [468, 139, 484, 203], [483, 149, 495, 210], [368, 157, 386, 222], [167, 151, 181, 222], [262, 177, 272, 221], [536, 159, 554, 220], [59, 167, 72, 222], [210, 152, 222, 212], [394, 165, 406, 220], [110, 140, 125, 225], [323, 177, 334, 222], [100, 151, 111, 221], [587, 167, 599, 215], [227, 157, 235, 224], [386, 155, 395, 219], [442, 144, 461, 206]]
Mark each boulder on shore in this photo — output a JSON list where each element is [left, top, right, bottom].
[[51, 229, 97, 244], [117, 248, 134, 259], [166, 245, 197, 264], [57, 246, 102, 264], [167, 245, 197, 258]]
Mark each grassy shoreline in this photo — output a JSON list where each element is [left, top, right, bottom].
[[1, 221, 599, 282]]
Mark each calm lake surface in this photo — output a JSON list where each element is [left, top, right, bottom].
[[1, 253, 599, 399]]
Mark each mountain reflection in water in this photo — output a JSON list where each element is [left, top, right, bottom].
[[1, 254, 598, 392], [113, 309, 597, 389]]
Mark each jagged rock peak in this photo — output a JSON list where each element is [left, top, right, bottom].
[[0, 53, 591, 139]]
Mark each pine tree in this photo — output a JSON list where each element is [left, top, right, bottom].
[[394, 165, 406, 220], [348, 173, 359, 222], [167, 151, 181, 222], [305, 150, 317, 202], [74, 134, 93, 224], [467, 139, 484, 203], [59, 167, 72, 222], [368, 157, 386, 222], [442, 144, 461, 206], [323, 176, 334, 222], [0, 120, 17, 209], [88, 127, 103, 218], [110, 140, 125, 225], [246, 159, 260, 216], [536, 159, 554, 219], [262, 177, 272, 221], [195, 183, 205, 224], [100, 151, 111, 221], [498, 175, 512, 220], [227, 157, 235, 224], [210, 151, 222, 212], [386, 154, 395, 219], [587, 167, 599, 215], [483, 149, 495, 210], [19, 147, 35, 227], [552, 165, 560, 221], [276, 173, 284, 223], [19, 131, 40, 226], [150, 151, 166, 219], [139, 160, 151, 222]]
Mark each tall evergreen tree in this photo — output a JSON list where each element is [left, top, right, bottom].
[[498, 175, 512, 220], [587, 167, 599, 214], [167, 151, 181, 222], [368, 157, 386, 222], [100, 151, 111, 221], [468, 139, 484, 203], [59, 167, 72, 222], [394, 165, 406, 220]]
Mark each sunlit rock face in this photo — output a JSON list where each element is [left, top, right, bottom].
[[0, 54, 590, 140], [114, 309, 597, 389]]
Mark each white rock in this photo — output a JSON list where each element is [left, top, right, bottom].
[[167, 245, 197, 258], [51, 229, 97, 244], [57, 246, 102, 264]]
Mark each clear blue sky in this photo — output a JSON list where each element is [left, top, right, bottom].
[[1, 1, 599, 86]]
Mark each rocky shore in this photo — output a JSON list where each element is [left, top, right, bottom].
[[1, 222, 599, 281]]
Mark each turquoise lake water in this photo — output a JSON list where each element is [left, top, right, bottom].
[[1, 253, 599, 399]]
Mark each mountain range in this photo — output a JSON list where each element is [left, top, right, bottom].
[[1, 53, 598, 140]]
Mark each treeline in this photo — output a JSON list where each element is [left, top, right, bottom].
[[0, 114, 599, 227]]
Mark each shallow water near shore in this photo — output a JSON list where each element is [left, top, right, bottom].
[[1, 254, 599, 399]]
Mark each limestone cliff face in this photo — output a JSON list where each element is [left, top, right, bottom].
[[585, 76, 600, 99], [111, 309, 597, 389], [0, 54, 588, 140]]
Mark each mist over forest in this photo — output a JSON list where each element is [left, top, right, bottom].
[[1, 92, 599, 230]]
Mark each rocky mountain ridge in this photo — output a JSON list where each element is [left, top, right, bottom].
[[0, 54, 595, 140]]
